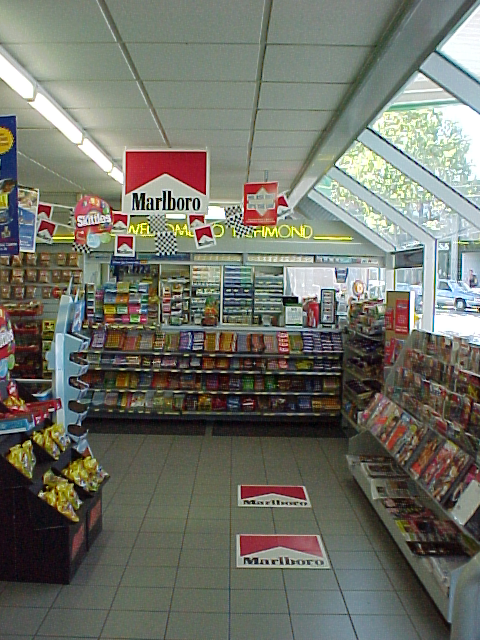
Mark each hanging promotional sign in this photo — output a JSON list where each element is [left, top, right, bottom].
[[0, 116, 19, 255], [243, 181, 278, 226], [37, 203, 53, 220], [194, 224, 216, 250], [74, 195, 112, 248], [18, 186, 39, 253], [114, 234, 135, 258], [123, 149, 209, 215], [36, 218, 56, 244], [187, 213, 205, 230], [111, 212, 130, 233]]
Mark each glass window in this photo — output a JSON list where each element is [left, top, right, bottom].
[[336, 140, 466, 240], [438, 281, 451, 291], [314, 175, 419, 250], [440, 4, 480, 83], [371, 73, 480, 210]]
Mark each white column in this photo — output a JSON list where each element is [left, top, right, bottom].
[[422, 239, 437, 332]]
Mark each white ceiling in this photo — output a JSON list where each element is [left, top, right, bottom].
[[0, 0, 412, 208]]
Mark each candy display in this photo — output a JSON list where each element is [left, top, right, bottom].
[[62, 456, 109, 493], [6, 440, 36, 478]]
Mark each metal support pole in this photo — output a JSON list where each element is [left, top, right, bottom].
[[422, 239, 437, 332]]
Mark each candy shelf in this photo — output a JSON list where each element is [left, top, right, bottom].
[[348, 329, 480, 623], [82, 327, 343, 423], [222, 266, 253, 325], [190, 265, 221, 325]]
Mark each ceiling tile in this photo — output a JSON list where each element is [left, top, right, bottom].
[[269, 0, 403, 45], [15, 110, 54, 130], [67, 108, 156, 130], [42, 81, 145, 109], [108, 0, 264, 44], [259, 82, 348, 110], [145, 81, 257, 110], [168, 130, 251, 147], [255, 110, 331, 131], [250, 147, 311, 162], [17, 130, 84, 161], [250, 160, 304, 172], [128, 44, 260, 81], [0, 0, 112, 43], [159, 109, 252, 130], [93, 130, 168, 157], [6, 44, 132, 81], [263, 45, 372, 83], [252, 130, 319, 147]]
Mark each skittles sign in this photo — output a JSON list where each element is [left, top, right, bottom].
[[74, 195, 112, 249]]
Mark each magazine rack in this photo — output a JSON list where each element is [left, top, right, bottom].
[[348, 329, 480, 624]]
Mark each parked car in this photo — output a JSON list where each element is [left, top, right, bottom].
[[436, 279, 480, 311]]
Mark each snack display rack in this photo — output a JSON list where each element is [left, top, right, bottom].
[[0, 391, 109, 583], [222, 265, 254, 325], [342, 301, 385, 431], [6, 302, 44, 380], [253, 270, 284, 321], [80, 327, 343, 422], [190, 265, 221, 325], [348, 329, 480, 622], [161, 273, 190, 326]]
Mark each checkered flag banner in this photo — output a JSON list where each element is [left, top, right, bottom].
[[148, 212, 167, 235], [224, 205, 253, 238], [155, 231, 177, 256], [72, 241, 91, 254]]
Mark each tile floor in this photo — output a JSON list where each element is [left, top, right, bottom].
[[0, 431, 452, 639]]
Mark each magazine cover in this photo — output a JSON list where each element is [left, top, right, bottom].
[[445, 464, 480, 525], [429, 448, 471, 504], [384, 414, 411, 452], [408, 431, 442, 480], [420, 440, 459, 490]]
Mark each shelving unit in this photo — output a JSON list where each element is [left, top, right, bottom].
[[160, 264, 190, 326], [80, 327, 343, 422], [348, 329, 480, 623], [190, 265, 221, 325], [222, 266, 253, 325], [253, 269, 284, 321], [7, 303, 44, 380]]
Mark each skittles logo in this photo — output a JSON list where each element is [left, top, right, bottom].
[[74, 195, 112, 248], [0, 307, 15, 380]]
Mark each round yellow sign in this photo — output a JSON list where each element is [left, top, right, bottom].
[[0, 127, 14, 154]]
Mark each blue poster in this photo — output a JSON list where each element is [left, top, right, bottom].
[[0, 116, 19, 255], [18, 186, 39, 253]]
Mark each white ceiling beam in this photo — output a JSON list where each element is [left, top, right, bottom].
[[328, 166, 433, 244], [288, 0, 478, 209], [358, 128, 480, 229], [308, 189, 395, 253], [421, 51, 480, 117]]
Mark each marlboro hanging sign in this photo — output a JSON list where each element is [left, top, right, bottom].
[[243, 181, 278, 226], [123, 149, 209, 215]]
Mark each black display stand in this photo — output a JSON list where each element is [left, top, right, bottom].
[[0, 425, 107, 584]]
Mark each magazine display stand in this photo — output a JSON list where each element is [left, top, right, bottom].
[[348, 329, 480, 623]]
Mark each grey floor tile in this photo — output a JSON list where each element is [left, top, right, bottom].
[[0, 606, 47, 635], [187, 506, 231, 520], [396, 587, 439, 617], [71, 564, 125, 586], [121, 566, 177, 588], [328, 550, 383, 571], [112, 586, 173, 611], [287, 589, 346, 614], [229, 613, 293, 640], [409, 613, 451, 640], [104, 504, 148, 519], [185, 519, 230, 534], [108, 491, 153, 506], [102, 516, 142, 532], [190, 494, 231, 507], [352, 614, 421, 640], [343, 589, 406, 615], [37, 608, 108, 638], [316, 519, 365, 535], [230, 568, 286, 590], [170, 588, 229, 612], [146, 504, 190, 519], [383, 563, 424, 591], [230, 589, 289, 614], [175, 567, 229, 590], [182, 533, 230, 550], [231, 520, 276, 534], [128, 546, 181, 567], [94, 529, 138, 548], [283, 570, 340, 591], [291, 614, 357, 640], [179, 548, 229, 568], [83, 545, 132, 566], [101, 609, 168, 639], [140, 517, 187, 533], [0, 583, 60, 607], [322, 534, 373, 552], [53, 585, 117, 610], [336, 569, 394, 591], [134, 532, 184, 549], [165, 612, 228, 640]]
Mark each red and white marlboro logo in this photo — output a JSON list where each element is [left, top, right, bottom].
[[243, 181, 278, 226], [112, 212, 130, 233], [237, 535, 329, 569], [123, 149, 209, 215], [238, 485, 311, 507], [114, 234, 135, 257]]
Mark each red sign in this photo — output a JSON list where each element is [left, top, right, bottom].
[[395, 299, 410, 335], [236, 534, 329, 568], [243, 181, 278, 226], [385, 308, 394, 332], [74, 195, 112, 246], [123, 149, 209, 215], [238, 485, 310, 507], [37, 203, 53, 219]]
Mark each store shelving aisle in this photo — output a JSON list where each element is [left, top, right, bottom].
[[0, 430, 450, 640]]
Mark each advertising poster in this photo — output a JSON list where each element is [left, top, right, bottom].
[[114, 234, 135, 258], [243, 181, 278, 226], [395, 299, 410, 335], [0, 116, 19, 255], [18, 186, 39, 252]]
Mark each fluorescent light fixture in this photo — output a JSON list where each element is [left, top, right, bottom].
[[30, 93, 83, 144], [0, 52, 34, 100], [166, 213, 186, 220], [109, 167, 124, 184], [206, 206, 225, 220], [78, 138, 113, 173]]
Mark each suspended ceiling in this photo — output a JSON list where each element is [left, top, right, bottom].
[[0, 0, 475, 211]]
